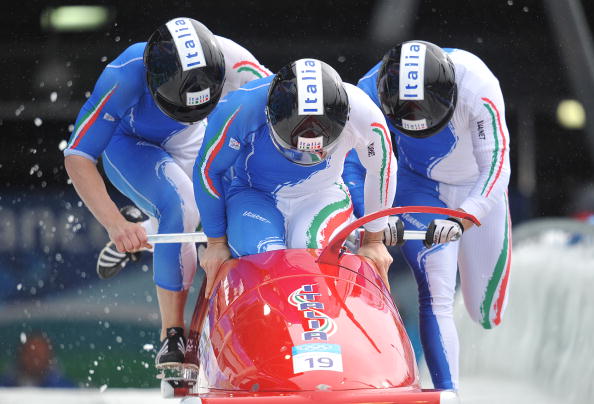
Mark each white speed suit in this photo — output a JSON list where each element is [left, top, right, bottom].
[[346, 48, 512, 389]]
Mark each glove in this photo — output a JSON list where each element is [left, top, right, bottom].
[[345, 229, 365, 253], [424, 217, 464, 247], [383, 216, 405, 247]]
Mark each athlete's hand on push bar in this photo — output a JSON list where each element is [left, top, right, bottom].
[[424, 217, 464, 247]]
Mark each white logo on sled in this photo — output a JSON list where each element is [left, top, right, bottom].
[[186, 88, 210, 106], [292, 343, 343, 373], [399, 42, 426, 100], [401, 118, 428, 131], [296, 59, 324, 116], [166, 18, 207, 71]]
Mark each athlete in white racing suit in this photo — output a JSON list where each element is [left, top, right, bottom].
[[344, 41, 512, 389]]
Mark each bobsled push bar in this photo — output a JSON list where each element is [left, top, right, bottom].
[[317, 205, 480, 265], [146, 206, 479, 246], [146, 229, 427, 244]]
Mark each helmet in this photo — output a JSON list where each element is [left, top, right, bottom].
[[377, 40, 457, 138], [144, 17, 226, 123], [266, 59, 349, 166]]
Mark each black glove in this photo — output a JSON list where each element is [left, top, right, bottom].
[[383, 216, 405, 247], [424, 217, 464, 247]]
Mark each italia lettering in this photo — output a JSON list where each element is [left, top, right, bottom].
[[298, 292, 321, 300], [304, 331, 328, 341], [304, 311, 324, 319], [289, 284, 335, 341], [301, 61, 319, 112], [299, 302, 324, 310], [168, 18, 203, 69], [400, 43, 426, 100]]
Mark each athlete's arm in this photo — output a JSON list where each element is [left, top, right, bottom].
[[193, 103, 244, 237], [459, 77, 511, 225], [193, 95, 246, 287], [356, 117, 397, 280], [201, 235, 229, 298], [342, 150, 366, 218], [65, 155, 149, 252], [354, 114, 397, 232], [348, 84, 397, 279], [64, 44, 148, 252]]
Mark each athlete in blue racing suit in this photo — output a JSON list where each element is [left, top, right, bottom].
[[63, 17, 270, 367], [194, 59, 397, 297]]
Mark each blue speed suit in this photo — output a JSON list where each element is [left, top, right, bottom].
[[64, 39, 270, 291]]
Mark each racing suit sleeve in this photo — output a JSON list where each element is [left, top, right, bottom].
[[193, 99, 245, 238], [342, 149, 366, 218], [63, 44, 144, 162], [459, 78, 511, 222], [347, 83, 397, 232], [215, 36, 271, 97]]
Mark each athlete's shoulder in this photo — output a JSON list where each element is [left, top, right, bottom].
[[225, 74, 272, 103], [103, 42, 147, 92], [358, 61, 382, 85], [344, 82, 386, 138], [214, 35, 247, 56], [345, 82, 382, 115], [214, 75, 272, 135], [106, 43, 146, 72], [446, 48, 498, 87], [215, 35, 271, 83], [357, 61, 382, 105]]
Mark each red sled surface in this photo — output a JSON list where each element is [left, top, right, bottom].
[[169, 207, 476, 403]]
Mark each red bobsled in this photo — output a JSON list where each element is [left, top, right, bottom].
[[161, 207, 479, 403]]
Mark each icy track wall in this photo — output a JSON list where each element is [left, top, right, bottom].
[[456, 218, 594, 403]]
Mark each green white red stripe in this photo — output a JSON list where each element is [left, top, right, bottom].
[[233, 61, 270, 78], [480, 193, 512, 328], [68, 84, 118, 149], [480, 97, 507, 197], [198, 108, 241, 199], [371, 122, 392, 206], [306, 183, 353, 249]]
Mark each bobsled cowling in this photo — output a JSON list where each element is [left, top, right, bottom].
[[173, 207, 475, 402]]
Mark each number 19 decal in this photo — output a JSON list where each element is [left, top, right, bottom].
[[292, 343, 343, 373]]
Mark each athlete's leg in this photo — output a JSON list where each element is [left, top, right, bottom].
[[103, 135, 199, 342], [458, 193, 511, 329], [395, 171, 460, 390], [225, 187, 286, 257], [283, 182, 353, 249], [96, 122, 205, 278]]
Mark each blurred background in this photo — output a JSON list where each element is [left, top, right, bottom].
[[1, 0, 593, 402]]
